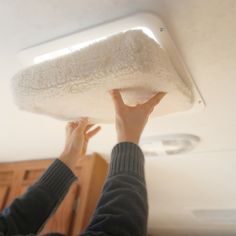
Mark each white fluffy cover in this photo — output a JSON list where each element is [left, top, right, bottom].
[[12, 30, 193, 123]]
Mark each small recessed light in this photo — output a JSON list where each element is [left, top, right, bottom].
[[141, 134, 200, 156]]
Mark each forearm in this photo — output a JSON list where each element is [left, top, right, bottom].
[[81, 142, 148, 236], [0, 159, 76, 235]]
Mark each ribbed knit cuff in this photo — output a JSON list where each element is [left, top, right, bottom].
[[36, 159, 77, 198], [108, 142, 145, 179]]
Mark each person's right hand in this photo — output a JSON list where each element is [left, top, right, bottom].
[[109, 89, 166, 145]]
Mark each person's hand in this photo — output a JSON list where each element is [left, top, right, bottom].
[[109, 89, 166, 145], [59, 118, 101, 170]]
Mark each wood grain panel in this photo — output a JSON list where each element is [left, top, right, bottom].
[[0, 171, 13, 182], [0, 186, 10, 211], [24, 169, 44, 181]]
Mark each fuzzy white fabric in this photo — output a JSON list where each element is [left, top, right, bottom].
[[12, 30, 193, 123]]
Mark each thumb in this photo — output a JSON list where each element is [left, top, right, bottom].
[[143, 92, 166, 111]]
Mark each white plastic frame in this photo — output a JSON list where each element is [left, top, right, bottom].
[[18, 12, 205, 111]]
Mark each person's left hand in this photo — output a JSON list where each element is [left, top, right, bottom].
[[59, 117, 101, 170]]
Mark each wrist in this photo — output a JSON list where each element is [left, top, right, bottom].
[[118, 135, 140, 145], [59, 151, 80, 170]]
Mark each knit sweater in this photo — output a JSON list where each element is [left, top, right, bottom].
[[0, 142, 148, 236]]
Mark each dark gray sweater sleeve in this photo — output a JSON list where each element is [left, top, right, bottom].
[[81, 142, 148, 236], [0, 159, 77, 235]]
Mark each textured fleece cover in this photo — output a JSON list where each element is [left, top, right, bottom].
[[12, 30, 193, 123]]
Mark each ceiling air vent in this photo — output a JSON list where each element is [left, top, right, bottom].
[[141, 134, 200, 156], [12, 12, 204, 123]]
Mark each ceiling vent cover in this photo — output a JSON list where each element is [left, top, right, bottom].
[[11, 12, 204, 123]]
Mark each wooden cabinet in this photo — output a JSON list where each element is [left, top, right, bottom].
[[0, 153, 108, 235]]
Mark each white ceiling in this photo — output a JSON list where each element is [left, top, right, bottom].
[[0, 0, 236, 235]]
